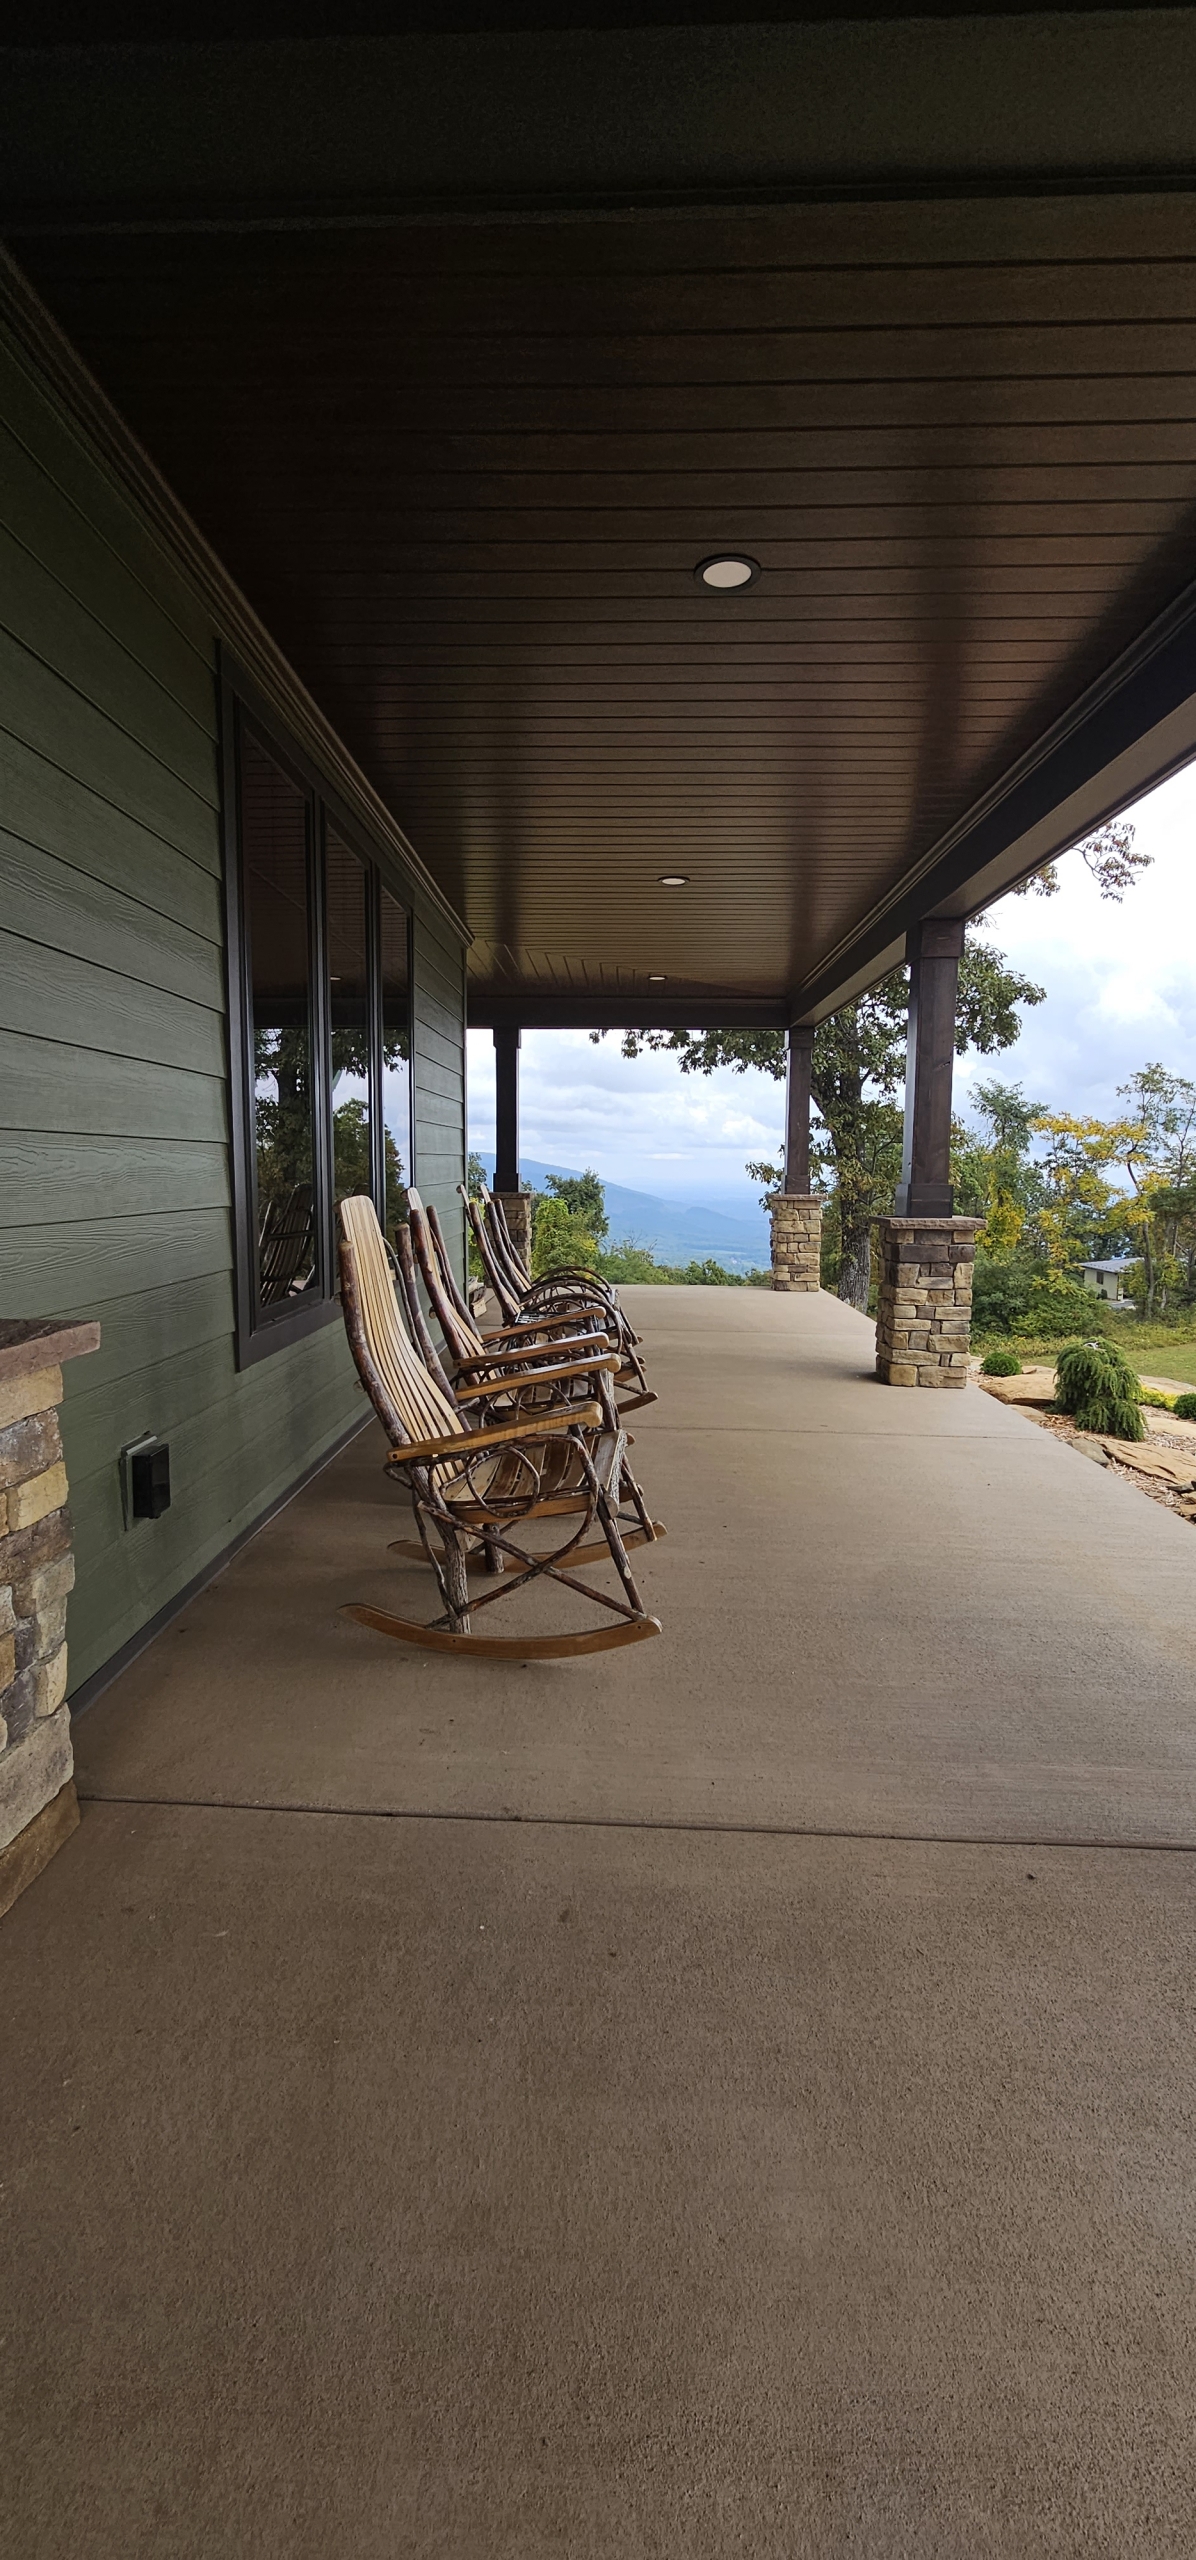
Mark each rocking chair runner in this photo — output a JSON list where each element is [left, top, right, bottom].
[[337, 1195, 662, 1658], [459, 1186, 655, 1411]]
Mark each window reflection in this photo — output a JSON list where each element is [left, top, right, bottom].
[[380, 887, 411, 1244], [242, 728, 318, 1309], [326, 828, 372, 1226]]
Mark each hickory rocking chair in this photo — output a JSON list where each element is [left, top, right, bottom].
[[459, 1185, 655, 1412], [337, 1195, 662, 1659]]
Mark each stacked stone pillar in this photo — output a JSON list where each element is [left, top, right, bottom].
[[0, 1317, 99, 1918], [767, 1194, 823, 1292], [493, 1190, 533, 1269], [874, 1218, 980, 1386]]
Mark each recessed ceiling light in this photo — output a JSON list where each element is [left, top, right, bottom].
[[648, 974, 666, 982], [695, 554, 759, 590], [658, 874, 689, 887]]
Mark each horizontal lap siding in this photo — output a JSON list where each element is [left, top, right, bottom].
[[413, 906, 467, 1284], [0, 337, 364, 1690]]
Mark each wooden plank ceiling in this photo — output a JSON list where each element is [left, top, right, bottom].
[[18, 188, 1196, 1014]]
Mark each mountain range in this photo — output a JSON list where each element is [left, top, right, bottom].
[[474, 1154, 769, 1274]]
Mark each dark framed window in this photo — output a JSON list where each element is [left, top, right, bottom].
[[222, 660, 414, 1366]]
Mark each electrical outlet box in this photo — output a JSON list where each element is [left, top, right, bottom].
[[121, 1435, 171, 1526]]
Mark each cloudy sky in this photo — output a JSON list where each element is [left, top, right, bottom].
[[467, 759, 1196, 1221]]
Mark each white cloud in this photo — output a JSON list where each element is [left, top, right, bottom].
[[468, 1026, 784, 1213]]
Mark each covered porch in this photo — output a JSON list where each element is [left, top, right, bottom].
[[6, 1285, 1196, 2551]]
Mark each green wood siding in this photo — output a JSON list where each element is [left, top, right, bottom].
[[0, 328, 464, 1693], [412, 907, 467, 1285]]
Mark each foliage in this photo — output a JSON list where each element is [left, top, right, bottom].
[[596, 1238, 751, 1285], [1017, 1269, 1115, 1340], [951, 1080, 1046, 1255], [1140, 1387, 1177, 1410], [1030, 1111, 1142, 1267], [675, 1256, 748, 1286], [465, 1151, 488, 1197], [981, 1349, 1022, 1376], [970, 1254, 1035, 1338], [746, 1158, 785, 1208], [1174, 1393, 1196, 1421], [545, 1167, 610, 1241], [1053, 1337, 1145, 1440], [1006, 817, 1150, 906], [1114, 1066, 1196, 1316], [531, 1195, 598, 1277]]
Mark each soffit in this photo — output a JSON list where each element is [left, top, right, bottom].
[[12, 183, 1196, 1013]]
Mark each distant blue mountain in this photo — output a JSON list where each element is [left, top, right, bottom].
[[475, 1154, 768, 1274]]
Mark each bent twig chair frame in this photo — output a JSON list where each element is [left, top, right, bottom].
[[337, 1195, 662, 1658], [459, 1186, 655, 1412], [388, 1206, 663, 1566]]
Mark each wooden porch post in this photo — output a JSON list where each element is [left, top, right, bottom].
[[493, 1027, 520, 1193], [784, 1024, 813, 1195], [876, 915, 978, 1385], [492, 1026, 531, 1264], [769, 1022, 822, 1291], [893, 916, 965, 1217]]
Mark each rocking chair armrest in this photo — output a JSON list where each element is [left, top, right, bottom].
[[480, 1309, 604, 1341], [389, 1401, 602, 1467], [452, 1334, 602, 1373], [454, 1352, 619, 1400]]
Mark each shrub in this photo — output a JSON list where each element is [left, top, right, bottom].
[[1053, 1337, 1145, 1440], [981, 1349, 1022, 1377], [1174, 1392, 1196, 1422], [531, 1196, 597, 1278], [1014, 1272, 1110, 1341], [1140, 1387, 1177, 1410], [970, 1255, 1034, 1338]]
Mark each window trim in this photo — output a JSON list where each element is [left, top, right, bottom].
[[220, 652, 417, 1370]]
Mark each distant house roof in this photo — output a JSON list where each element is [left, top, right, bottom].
[[1082, 1258, 1139, 1276]]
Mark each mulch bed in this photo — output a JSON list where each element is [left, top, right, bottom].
[[1020, 1408, 1196, 1522]]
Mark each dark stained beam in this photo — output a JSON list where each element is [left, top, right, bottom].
[[493, 1025, 521, 1192], [893, 917, 964, 1217], [784, 1025, 814, 1195], [793, 576, 1196, 1024], [470, 996, 787, 1031]]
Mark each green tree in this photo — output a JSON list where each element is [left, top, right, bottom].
[[1008, 817, 1149, 906], [545, 1167, 609, 1242], [1114, 1065, 1196, 1315], [951, 1078, 1046, 1253], [531, 1195, 598, 1277]]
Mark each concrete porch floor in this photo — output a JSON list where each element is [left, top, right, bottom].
[[4, 1287, 1196, 2555]]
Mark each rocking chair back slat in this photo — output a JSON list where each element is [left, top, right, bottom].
[[427, 1201, 477, 1332], [338, 1196, 463, 1448], [407, 1187, 484, 1364], [481, 1188, 532, 1294], [459, 1187, 523, 1322], [392, 1223, 460, 1402], [486, 1187, 532, 1290]]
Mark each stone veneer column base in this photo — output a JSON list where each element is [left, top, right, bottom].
[[0, 1778, 79, 1922], [493, 1190, 533, 1269], [0, 1317, 99, 1919], [874, 1216, 982, 1387], [766, 1193, 823, 1292]]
